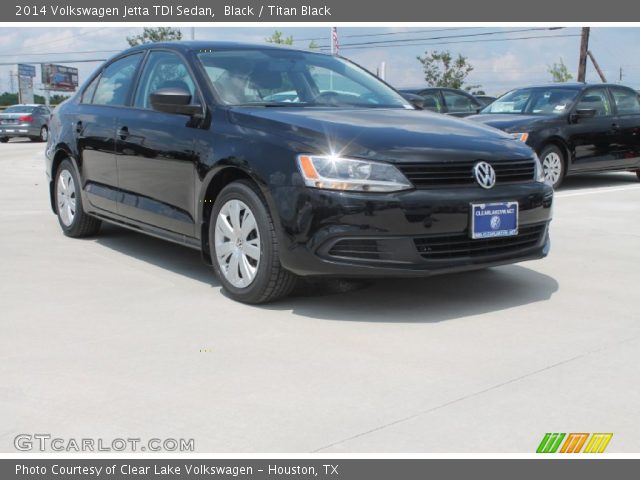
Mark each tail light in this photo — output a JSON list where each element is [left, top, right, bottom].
[[18, 115, 33, 122]]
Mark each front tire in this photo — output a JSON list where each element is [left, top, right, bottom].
[[39, 126, 48, 142], [539, 144, 565, 189], [54, 159, 101, 237], [0, 137, 8, 143], [210, 180, 297, 304]]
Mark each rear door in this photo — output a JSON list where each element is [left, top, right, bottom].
[[114, 49, 203, 236], [609, 86, 640, 168], [75, 53, 144, 213]]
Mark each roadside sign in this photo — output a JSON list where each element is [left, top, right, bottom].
[[42, 64, 79, 92], [17, 64, 36, 78]]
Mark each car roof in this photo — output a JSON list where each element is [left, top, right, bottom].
[[512, 82, 635, 90], [118, 40, 324, 57]]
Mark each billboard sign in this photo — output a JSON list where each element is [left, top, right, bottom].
[[18, 75, 34, 104], [42, 64, 79, 92]]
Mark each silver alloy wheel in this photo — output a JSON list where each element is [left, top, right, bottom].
[[40, 126, 48, 142], [542, 151, 562, 186], [214, 199, 261, 288], [56, 170, 76, 226]]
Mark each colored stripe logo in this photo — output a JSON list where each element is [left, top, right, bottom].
[[537, 433, 613, 453]]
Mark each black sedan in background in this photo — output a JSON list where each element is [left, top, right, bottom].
[[399, 87, 483, 117], [0, 104, 51, 142], [468, 83, 640, 188], [46, 42, 552, 303]]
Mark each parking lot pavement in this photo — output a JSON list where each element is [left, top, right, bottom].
[[1, 139, 639, 453]]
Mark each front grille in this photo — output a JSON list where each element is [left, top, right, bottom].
[[328, 239, 383, 261], [414, 223, 546, 260], [398, 159, 535, 188]]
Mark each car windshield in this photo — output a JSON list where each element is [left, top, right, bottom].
[[4, 106, 36, 113], [482, 88, 579, 115], [196, 49, 411, 109]]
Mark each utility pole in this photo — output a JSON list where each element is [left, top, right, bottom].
[[577, 27, 590, 82], [619, 67, 623, 82], [586, 50, 607, 82], [190, 27, 195, 40]]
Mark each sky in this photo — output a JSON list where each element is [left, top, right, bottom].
[[0, 26, 638, 97]]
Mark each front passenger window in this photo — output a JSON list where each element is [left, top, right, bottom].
[[576, 88, 612, 117], [133, 51, 197, 109]]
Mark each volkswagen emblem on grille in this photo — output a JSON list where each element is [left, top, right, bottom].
[[473, 161, 496, 189]]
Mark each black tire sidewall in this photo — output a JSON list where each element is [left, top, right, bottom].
[[539, 144, 565, 188], [209, 181, 277, 303]]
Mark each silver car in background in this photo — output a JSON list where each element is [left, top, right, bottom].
[[0, 104, 51, 143]]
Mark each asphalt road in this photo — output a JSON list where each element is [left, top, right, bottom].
[[1, 139, 639, 453]]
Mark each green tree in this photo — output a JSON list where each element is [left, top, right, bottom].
[[308, 40, 319, 50], [127, 27, 182, 47], [417, 50, 477, 90], [547, 58, 573, 83], [265, 30, 294, 46]]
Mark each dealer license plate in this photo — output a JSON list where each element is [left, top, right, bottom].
[[470, 201, 518, 239]]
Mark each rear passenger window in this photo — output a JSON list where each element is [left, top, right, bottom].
[[92, 53, 143, 106], [133, 51, 197, 109], [610, 88, 640, 115], [81, 75, 101, 104]]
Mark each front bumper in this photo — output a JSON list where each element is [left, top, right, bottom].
[[273, 182, 553, 277]]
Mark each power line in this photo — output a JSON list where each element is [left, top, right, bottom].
[[0, 50, 119, 58], [319, 33, 580, 51], [315, 27, 563, 49], [294, 27, 477, 42], [18, 27, 111, 52]]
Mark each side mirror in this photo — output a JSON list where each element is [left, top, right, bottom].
[[150, 88, 202, 116], [401, 93, 425, 110], [570, 108, 597, 122]]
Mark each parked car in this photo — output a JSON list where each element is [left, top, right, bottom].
[[474, 95, 497, 107], [46, 42, 553, 303], [398, 87, 483, 117], [468, 83, 640, 188], [0, 104, 51, 142]]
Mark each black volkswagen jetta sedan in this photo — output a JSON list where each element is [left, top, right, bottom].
[[46, 42, 553, 303], [468, 83, 640, 188]]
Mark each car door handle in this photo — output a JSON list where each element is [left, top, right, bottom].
[[611, 123, 621, 131], [117, 126, 129, 140]]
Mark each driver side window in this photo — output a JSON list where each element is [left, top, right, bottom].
[[576, 88, 612, 117], [133, 51, 197, 109]]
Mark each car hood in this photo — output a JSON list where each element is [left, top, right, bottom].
[[227, 107, 535, 163], [467, 113, 557, 132]]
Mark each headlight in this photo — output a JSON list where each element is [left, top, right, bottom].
[[533, 153, 546, 183], [511, 132, 529, 142], [297, 155, 413, 192]]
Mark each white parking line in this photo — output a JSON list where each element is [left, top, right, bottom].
[[556, 184, 640, 198]]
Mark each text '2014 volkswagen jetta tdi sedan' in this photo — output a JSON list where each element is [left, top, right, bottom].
[[46, 42, 553, 303]]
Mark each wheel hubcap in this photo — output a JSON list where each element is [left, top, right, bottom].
[[214, 199, 261, 288], [543, 152, 562, 185], [56, 170, 76, 226], [41, 127, 48, 141]]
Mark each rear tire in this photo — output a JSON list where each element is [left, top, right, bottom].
[[636, 170, 640, 181], [209, 180, 297, 304], [539, 144, 566, 189], [54, 159, 101, 237], [0, 137, 8, 143]]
